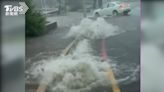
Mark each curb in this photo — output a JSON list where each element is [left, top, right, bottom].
[[45, 21, 58, 32]]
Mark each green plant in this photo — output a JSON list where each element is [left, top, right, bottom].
[[25, 0, 46, 37]]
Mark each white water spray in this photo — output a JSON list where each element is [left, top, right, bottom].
[[67, 18, 120, 39], [28, 17, 139, 92], [30, 39, 111, 92]]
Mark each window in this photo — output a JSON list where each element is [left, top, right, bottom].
[[107, 3, 115, 7]]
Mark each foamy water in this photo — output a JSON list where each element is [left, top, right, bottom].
[[28, 39, 139, 92], [67, 18, 120, 39], [29, 39, 111, 92]]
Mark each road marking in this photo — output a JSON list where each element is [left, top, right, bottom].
[[36, 38, 78, 92], [101, 38, 121, 92], [107, 69, 121, 92], [36, 84, 47, 92], [36, 38, 120, 92], [62, 38, 78, 55]]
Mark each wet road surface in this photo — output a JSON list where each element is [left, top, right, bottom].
[[92, 15, 140, 92], [26, 14, 140, 92]]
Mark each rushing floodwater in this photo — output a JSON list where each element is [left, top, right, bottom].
[[27, 18, 139, 92]]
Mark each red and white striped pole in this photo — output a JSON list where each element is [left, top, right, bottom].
[[101, 38, 108, 61]]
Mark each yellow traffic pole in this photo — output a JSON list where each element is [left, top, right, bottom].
[[100, 38, 121, 92]]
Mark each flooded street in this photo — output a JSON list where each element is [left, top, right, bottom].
[[26, 13, 140, 92], [26, 1, 140, 91]]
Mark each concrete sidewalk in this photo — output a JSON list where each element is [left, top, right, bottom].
[[26, 12, 84, 59], [47, 12, 84, 27]]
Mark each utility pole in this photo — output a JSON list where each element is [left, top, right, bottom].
[[98, 0, 102, 8], [42, 0, 47, 17], [64, 0, 67, 15], [41, 0, 43, 11], [82, 0, 87, 17], [57, 0, 61, 15], [93, 0, 97, 9]]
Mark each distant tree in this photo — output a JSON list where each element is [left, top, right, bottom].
[[25, 0, 46, 36]]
